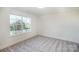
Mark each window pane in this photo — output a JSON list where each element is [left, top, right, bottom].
[[27, 18, 31, 24], [23, 17, 31, 29], [16, 15, 22, 20], [10, 14, 31, 36], [10, 15, 17, 24], [16, 20, 23, 30], [23, 17, 31, 24], [22, 17, 27, 23]]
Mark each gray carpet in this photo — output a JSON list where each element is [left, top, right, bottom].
[[0, 35, 79, 52]]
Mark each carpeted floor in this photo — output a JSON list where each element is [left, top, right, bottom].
[[0, 35, 79, 52]]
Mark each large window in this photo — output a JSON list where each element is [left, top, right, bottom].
[[10, 14, 31, 36]]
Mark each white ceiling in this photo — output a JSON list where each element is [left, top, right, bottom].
[[11, 7, 79, 16]]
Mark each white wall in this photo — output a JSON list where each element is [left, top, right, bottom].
[[1, 7, 79, 50], [39, 10, 79, 43], [0, 8, 38, 50]]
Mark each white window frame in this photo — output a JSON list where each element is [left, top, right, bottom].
[[10, 14, 31, 36]]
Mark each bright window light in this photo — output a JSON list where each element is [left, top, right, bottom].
[[10, 14, 31, 36]]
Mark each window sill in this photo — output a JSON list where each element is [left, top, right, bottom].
[[10, 32, 31, 38], [9, 30, 31, 38]]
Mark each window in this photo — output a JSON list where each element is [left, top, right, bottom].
[[10, 14, 31, 36]]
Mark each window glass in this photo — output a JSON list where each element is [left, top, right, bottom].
[[10, 14, 31, 36]]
